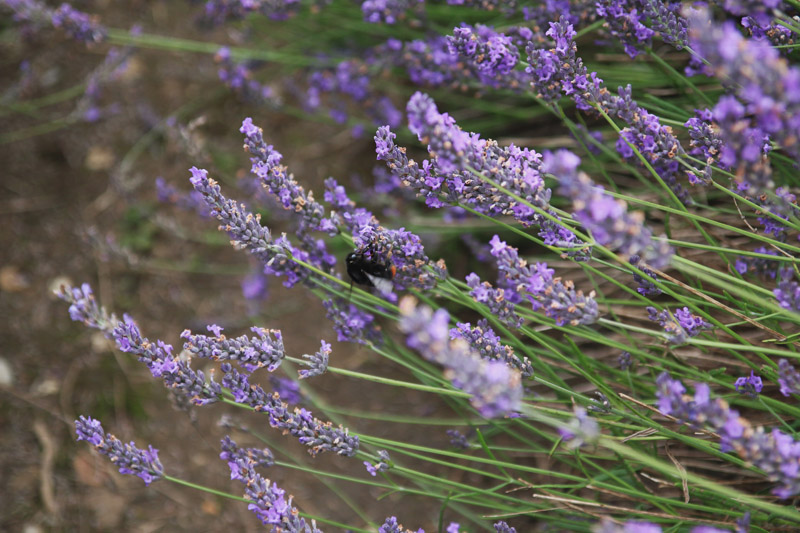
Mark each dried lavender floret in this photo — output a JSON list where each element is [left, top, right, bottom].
[[399, 297, 523, 418], [75, 416, 164, 485]]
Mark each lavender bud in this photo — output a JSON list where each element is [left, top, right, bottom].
[[734, 371, 763, 399], [449, 320, 533, 377], [75, 416, 164, 485], [299, 340, 331, 379]]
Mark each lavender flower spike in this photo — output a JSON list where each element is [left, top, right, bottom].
[[56, 282, 117, 334], [220, 437, 320, 532], [75, 415, 164, 485], [221, 363, 358, 457], [189, 166, 311, 287], [299, 340, 331, 379], [543, 150, 674, 270], [399, 296, 523, 418], [181, 325, 286, 372], [778, 359, 800, 397], [656, 372, 800, 499]]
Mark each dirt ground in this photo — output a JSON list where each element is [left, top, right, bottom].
[[0, 5, 464, 531]]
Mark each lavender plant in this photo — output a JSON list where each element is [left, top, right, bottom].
[[8, 0, 800, 530]]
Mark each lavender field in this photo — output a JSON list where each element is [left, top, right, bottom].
[[2, 1, 800, 532]]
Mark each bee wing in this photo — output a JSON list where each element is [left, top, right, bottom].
[[365, 273, 394, 296]]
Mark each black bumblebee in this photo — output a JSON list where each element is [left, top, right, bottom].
[[346, 248, 396, 295]]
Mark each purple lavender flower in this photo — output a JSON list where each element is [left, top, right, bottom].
[[619, 351, 633, 370], [775, 277, 800, 313], [596, 0, 655, 58], [361, 0, 418, 24], [219, 437, 320, 532], [489, 235, 599, 326], [778, 359, 800, 396], [189, 166, 316, 288], [528, 21, 692, 204], [735, 247, 781, 278], [466, 272, 523, 329], [687, 8, 800, 176], [51, 2, 106, 43], [220, 435, 274, 480], [543, 150, 674, 269], [558, 406, 599, 448], [299, 340, 330, 379], [387, 95, 586, 255], [647, 306, 712, 345], [323, 298, 382, 345], [363, 450, 391, 477], [306, 60, 402, 130], [446, 429, 470, 449], [493, 521, 517, 533], [221, 363, 358, 456], [379, 516, 423, 533], [399, 297, 523, 418], [734, 371, 763, 398], [656, 372, 800, 499], [75, 416, 164, 485], [447, 24, 522, 80], [629, 254, 661, 296], [717, 0, 782, 27], [215, 48, 275, 106], [114, 318, 223, 406], [450, 319, 533, 377], [181, 325, 285, 372], [57, 282, 117, 333]]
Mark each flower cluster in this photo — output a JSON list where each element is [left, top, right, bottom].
[[57, 282, 118, 334], [629, 254, 661, 296], [299, 340, 331, 379], [215, 48, 276, 106], [380, 93, 586, 255], [465, 272, 523, 328], [734, 371, 763, 398], [449, 319, 533, 377], [687, 8, 800, 190], [490, 235, 599, 326], [399, 297, 523, 418], [656, 373, 800, 499], [528, 20, 692, 204], [180, 324, 286, 372], [322, 298, 382, 345], [446, 24, 529, 88], [735, 247, 781, 279], [2, 0, 107, 44], [75, 416, 164, 485], [361, 0, 419, 24], [189, 166, 314, 288], [221, 363, 359, 456], [775, 276, 800, 313], [778, 359, 800, 397], [220, 436, 320, 532], [544, 150, 674, 269], [647, 306, 712, 345]]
